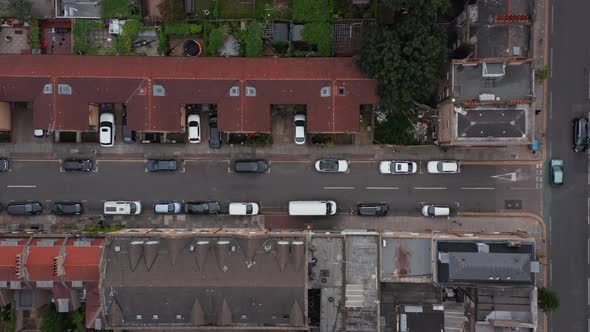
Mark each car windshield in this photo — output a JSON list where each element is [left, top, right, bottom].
[[167, 204, 174, 212], [25, 205, 32, 213], [192, 204, 206, 212], [294, 120, 305, 126], [320, 160, 336, 170], [437, 163, 444, 172], [553, 166, 563, 182], [246, 204, 253, 214], [428, 206, 435, 215], [189, 121, 198, 126], [326, 203, 332, 214], [130, 203, 137, 214]]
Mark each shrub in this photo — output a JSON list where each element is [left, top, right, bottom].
[[536, 65, 551, 81], [113, 19, 141, 55], [29, 17, 40, 50], [82, 224, 124, 233], [4, 0, 32, 21], [207, 27, 225, 56], [292, 0, 333, 22], [244, 21, 263, 57], [101, 0, 132, 18], [538, 287, 560, 311], [73, 20, 103, 55], [301, 22, 331, 56]]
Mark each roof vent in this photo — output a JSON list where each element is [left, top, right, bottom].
[[246, 87, 256, 97], [438, 252, 450, 263], [476, 243, 490, 253], [337, 87, 346, 96], [152, 314, 159, 320], [43, 83, 53, 94], [189, 245, 195, 252], [114, 246, 121, 252], [153, 85, 166, 96], [230, 86, 240, 97], [321, 86, 331, 97], [71, 281, 83, 288], [138, 87, 146, 95], [176, 314, 183, 320], [58, 84, 72, 95], [136, 314, 142, 320], [482, 62, 506, 78]]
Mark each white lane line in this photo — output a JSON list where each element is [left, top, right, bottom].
[[549, 91, 553, 120], [6, 185, 36, 188], [510, 187, 538, 190], [588, 278, 590, 305], [588, 238, 589, 265], [323, 186, 355, 190], [414, 187, 447, 190], [588, 197, 590, 225], [551, 4, 554, 35], [366, 186, 398, 190], [460, 187, 494, 190]]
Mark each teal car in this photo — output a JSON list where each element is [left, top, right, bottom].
[[550, 159, 564, 186]]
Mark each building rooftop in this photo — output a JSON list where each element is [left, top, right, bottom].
[[0, 55, 378, 133], [452, 61, 533, 103], [101, 234, 308, 329], [56, 0, 101, 18], [435, 239, 537, 286], [456, 105, 529, 140], [476, 24, 530, 58], [381, 237, 432, 282], [476, 0, 532, 23]]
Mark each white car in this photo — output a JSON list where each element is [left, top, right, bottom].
[[294, 114, 306, 145], [315, 159, 349, 173], [154, 201, 183, 214], [187, 114, 201, 143], [427, 160, 460, 174], [99, 113, 115, 147], [421, 205, 450, 217], [379, 161, 417, 174], [229, 202, 259, 215]]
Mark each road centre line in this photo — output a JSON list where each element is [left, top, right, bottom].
[[510, 187, 538, 190], [460, 187, 494, 190], [413, 187, 446, 190], [323, 186, 355, 190], [6, 185, 36, 188], [366, 186, 398, 190]]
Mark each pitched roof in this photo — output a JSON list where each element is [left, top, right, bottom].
[[25, 238, 64, 281], [0, 238, 26, 281], [63, 238, 103, 282], [0, 55, 378, 133]]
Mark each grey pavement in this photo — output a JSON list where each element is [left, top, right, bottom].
[[0, 160, 542, 216], [547, 0, 590, 330]]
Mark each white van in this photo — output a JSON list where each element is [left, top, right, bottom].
[[288, 201, 336, 216], [104, 201, 142, 215]]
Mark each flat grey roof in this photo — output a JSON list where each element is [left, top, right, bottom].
[[456, 107, 528, 139], [381, 238, 432, 281], [448, 252, 532, 283], [58, 0, 101, 18], [476, 25, 530, 58], [477, 0, 532, 22], [452, 62, 532, 102]]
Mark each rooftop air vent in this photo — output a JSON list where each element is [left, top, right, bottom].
[[136, 314, 142, 320], [43, 83, 53, 94], [246, 87, 256, 97], [58, 84, 72, 95], [114, 246, 121, 252], [153, 85, 166, 96], [71, 281, 83, 288], [337, 87, 346, 96], [230, 86, 240, 97], [321, 86, 331, 97]]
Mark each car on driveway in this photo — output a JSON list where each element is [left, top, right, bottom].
[[154, 201, 183, 214], [234, 160, 269, 173], [421, 204, 450, 217], [379, 160, 417, 174], [52, 202, 83, 215], [357, 203, 389, 216], [427, 160, 460, 174], [573, 117, 589, 152], [187, 114, 201, 143], [315, 159, 349, 173], [550, 159, 564, 186], [185, 201, 221, 214], [62, 159, 93, 172], [146, 159, 178, 172], [0, 158, 8, 172], [7, 202, 42, 215], [229, 202, 259, 215], [209, 113, 222, 149], [99, 112, 115, 147], [294, 114, 306, 145]]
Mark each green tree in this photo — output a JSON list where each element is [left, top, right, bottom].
[[244, 22, 263, 57], [538, 287, 560, 311], [158, 0, 185, 22], [40, 305, 66, 332], [3, 0, 32, 21], [207, 28, 225, 56], [379, 0, 449, 15], [301, 22, 332, 56]]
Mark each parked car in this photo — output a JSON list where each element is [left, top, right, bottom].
[[187, 114, 201, 143], [229, 202, 259, 215], [421, 205, 451, 217], [550, 159, 564, 186], [209, 113, 222, 149], [379, 161, 417, 175], [99, 112, 115, 147], [146, 159, 177, 172], [122, 113, 135, 143], [52, 202, 83, 215], [294, 114, 306, 145], [0, 158, 8, 172], [62, 159, 93, 172], [234, 160, 269, 173], [357, 203, 389, 216], [427, 160, 460, 174], [7, 202, 42, 215], [104, 201, 142, 215], [573, 117, 589, 152], [185, 201, 221, 214], [154, 201, 183, 214], [315, 159, 349, 173]]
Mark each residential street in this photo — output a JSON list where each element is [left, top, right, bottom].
[[548, 0, 590, 330], [0, 160, 542, 216]]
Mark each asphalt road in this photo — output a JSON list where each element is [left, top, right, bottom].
[[548, 0, 590, 330], [0, 159, 542, 216]]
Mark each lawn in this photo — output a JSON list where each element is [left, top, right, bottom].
[[214, 0, 290, 19]]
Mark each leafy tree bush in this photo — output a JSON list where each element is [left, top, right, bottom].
[[536, 65, 551, 81], [244, 21, 263, 57], [538, 287, 560, 311], [207, 27, 225, 56], [114, 19, 141, 55], [158, 0, 185, 21], [3, 0, 32, 21], [73, 20, 103, 55], [301, 22, 331, 56], [101, 0, 132, 18], [40, 305, 66, 332], [292, 0, 333, 22], [82, 224, 124, 233], [29, 17, 40, 50]]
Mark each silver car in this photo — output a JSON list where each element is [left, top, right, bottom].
[[154, 201, 183, 214]]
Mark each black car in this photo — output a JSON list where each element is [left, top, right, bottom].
[[234, 160, 269, 173], [62, 159, 93, 172], [0, 159, 8, 172], [357, 203, 389, 216], [52, 202, 83, 215], [573, 117, 589, 152], [122, 113, 135, 143], [185, 201, 221, 214], [209, 113, 222, 149], [7, 202, 42, 215], [146, 159, 178, 172]]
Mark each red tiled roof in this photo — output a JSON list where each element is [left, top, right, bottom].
[[64, 239, 103, 282], [0, 55, 378, 133], [0, 240, 25, 281], [26, 239, 63, 281]]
